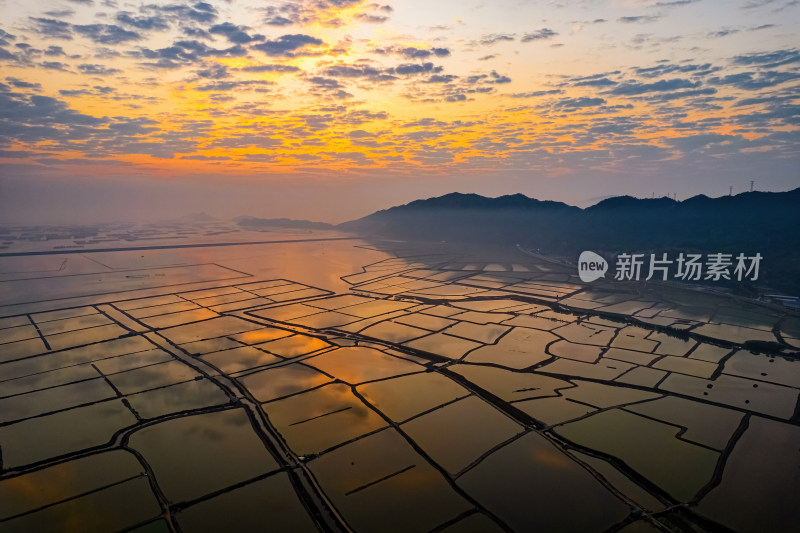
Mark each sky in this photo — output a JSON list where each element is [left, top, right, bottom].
[[0, 0, 798, 224]]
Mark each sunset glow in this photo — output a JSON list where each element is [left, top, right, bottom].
[[0, 0, 798, 222]]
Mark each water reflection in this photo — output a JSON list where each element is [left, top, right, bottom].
[[261, 383, 387, 455], [0, 399, 137, 469], [127, 409, 279, 504], [458, 432, 630, 531], [0, 477, 161, 533], [309, 428, 473, 532], [401, 396, 524, 474], [357, 372, 470, 423], [176, 473, 317, 532], [0, 239, 798, 532], [240, 363, 332, 402], [305, 346, 424, 384], [0, 450, 145, 520], [556, 409, 720, 501]]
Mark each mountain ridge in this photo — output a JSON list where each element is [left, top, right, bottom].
[[338, 187, 800, 291]]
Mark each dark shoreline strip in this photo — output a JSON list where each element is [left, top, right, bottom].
[[0, 237, 358, 257]]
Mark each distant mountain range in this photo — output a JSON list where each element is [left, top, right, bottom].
[[339, 188, 800, 292]]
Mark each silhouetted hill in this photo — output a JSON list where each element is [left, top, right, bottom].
[[236, 216, 334, 231], [339, 192, 581, 244], [340, 188, 800, 291], [182, 212, 218, 222], [588, 196, 677, 211], [386, 192, 578, 212]]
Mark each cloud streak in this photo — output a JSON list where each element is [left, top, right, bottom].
[[0, 0, 797, 214]]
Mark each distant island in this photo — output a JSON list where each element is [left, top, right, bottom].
[[235, 216, 335, 231]]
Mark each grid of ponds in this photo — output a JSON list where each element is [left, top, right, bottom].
[[1, 247, 798, 532]]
